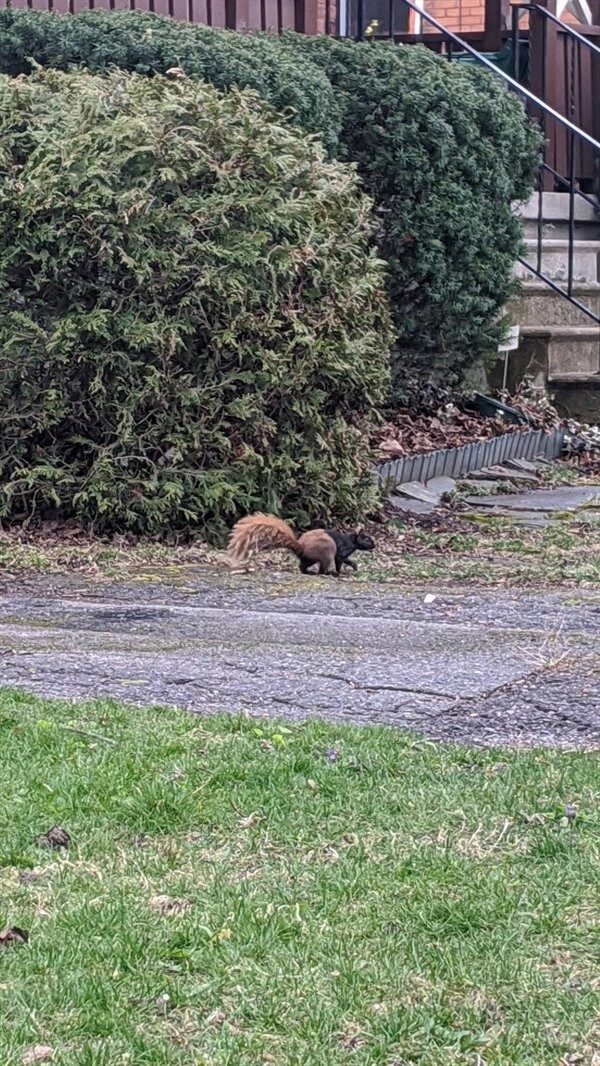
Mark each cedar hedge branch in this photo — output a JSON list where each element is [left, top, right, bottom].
[[0, 7, 341, 153], [0, 69, 391, 537]]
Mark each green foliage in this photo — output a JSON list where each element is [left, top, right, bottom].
[[1, 690, 598, 1063], [0, 7, 341, 154], [0, 10, 540, 394], [282, 35, 541, 390], [0, 69, 391, 538]]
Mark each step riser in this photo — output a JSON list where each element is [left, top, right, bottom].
[[521, 221, 600, 241], [512, 289, 600, 327], [515, 249, 599, 283], [515, 191, 600, 225], [548, 338, 600, 379]]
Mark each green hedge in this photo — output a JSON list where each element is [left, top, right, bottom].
[[284, 35, 540, 388], [0, 10, 540, 390], [0, 8, 340, 153], [0, 69, 391, 537]]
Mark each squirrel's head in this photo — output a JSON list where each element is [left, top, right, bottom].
[[353, 531, 375, 551]]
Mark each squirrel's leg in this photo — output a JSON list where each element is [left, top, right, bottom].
[[320, 548, 338, 576], [319, 565, 339, 577]]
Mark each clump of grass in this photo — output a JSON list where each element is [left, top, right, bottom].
[[0, 690, 598, 1064], [366, 515, 600, 588]]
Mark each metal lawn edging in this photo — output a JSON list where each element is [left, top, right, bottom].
[[375, 427, 568, 488]]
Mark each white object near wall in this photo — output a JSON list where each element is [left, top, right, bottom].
[[499, 324, 521, 352]]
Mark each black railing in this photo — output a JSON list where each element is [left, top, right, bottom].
[[512, 3, 600, 89], [353, 0, 600, 327]]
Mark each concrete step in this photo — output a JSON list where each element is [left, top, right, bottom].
[[515, 192, 600, 224], [511, 281, 600, 327], [549, 372, 600, 382], [521, 220, 600, 240], [515, 240, 600, 283], [519, 325, 600, 337], [520, 325, 600, 380]]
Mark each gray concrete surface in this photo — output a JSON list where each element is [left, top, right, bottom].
[[465, 485, 600, 512], [0, 571, 598, 749]]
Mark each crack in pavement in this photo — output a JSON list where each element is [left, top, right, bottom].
[[316, 672, 464, 701]]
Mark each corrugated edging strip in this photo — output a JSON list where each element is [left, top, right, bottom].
[[375, 427, 567, 487]]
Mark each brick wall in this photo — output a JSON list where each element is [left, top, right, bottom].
[[423, 0, 485, 33], [309, 0, 588, 37], [418, 1, 583, 37]]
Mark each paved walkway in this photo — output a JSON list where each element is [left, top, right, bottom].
[[0, 571, 598, 748]]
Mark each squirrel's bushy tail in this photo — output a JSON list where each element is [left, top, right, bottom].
[[227, 513, 300, 564]]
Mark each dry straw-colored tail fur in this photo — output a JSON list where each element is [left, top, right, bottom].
[[227, 513, 299, 564]]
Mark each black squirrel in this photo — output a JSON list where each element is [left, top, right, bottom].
[[227, 513, 375, 576]]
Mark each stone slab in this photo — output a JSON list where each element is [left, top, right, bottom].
[[465, 508, 552, 528], [388, 496, 434, 515], [464, 485, 600, 513], [394, 481, 439, 504], [504, 458, 541, 474], [462, 479, 502, 493], [425, 476, 456, 500]]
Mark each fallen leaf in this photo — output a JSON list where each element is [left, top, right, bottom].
[[149, 895, 191, 917], [0, 927, 29, 947], [215, 926, 232, 942], [35, 826, 70, 850], [238, 812, 262, 829], [21, 1047, 54, 1065], [205, 1009, 226, 1028], [337, 1026, 367, 1052], [154, 993, 170, 1016], [306, 779, 317, 791], [21, 1044, 54, 1061], [18, 871, 41, 885]]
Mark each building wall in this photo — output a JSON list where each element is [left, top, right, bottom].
[[422, 0, 486, 33], [416, 0, 584, 37]]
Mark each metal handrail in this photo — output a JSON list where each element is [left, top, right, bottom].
[[357, 0, 600, 152], [527, 4, 600, 57]]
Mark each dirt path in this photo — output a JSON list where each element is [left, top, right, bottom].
[[1, 570, 598, 748]]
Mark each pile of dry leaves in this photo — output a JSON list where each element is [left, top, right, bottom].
[[374, 405, 523, 461], [373, 382, 599, 468]]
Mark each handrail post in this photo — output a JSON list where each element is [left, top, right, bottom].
[[224, 0, 237, 28], [225, 0, 237, 27], [356, 0, 364, 39], [483, 0, 503, 52], [529, 0, 559, 188]]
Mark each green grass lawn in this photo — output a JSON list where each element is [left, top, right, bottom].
[[1, 691, 598, 1065]]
